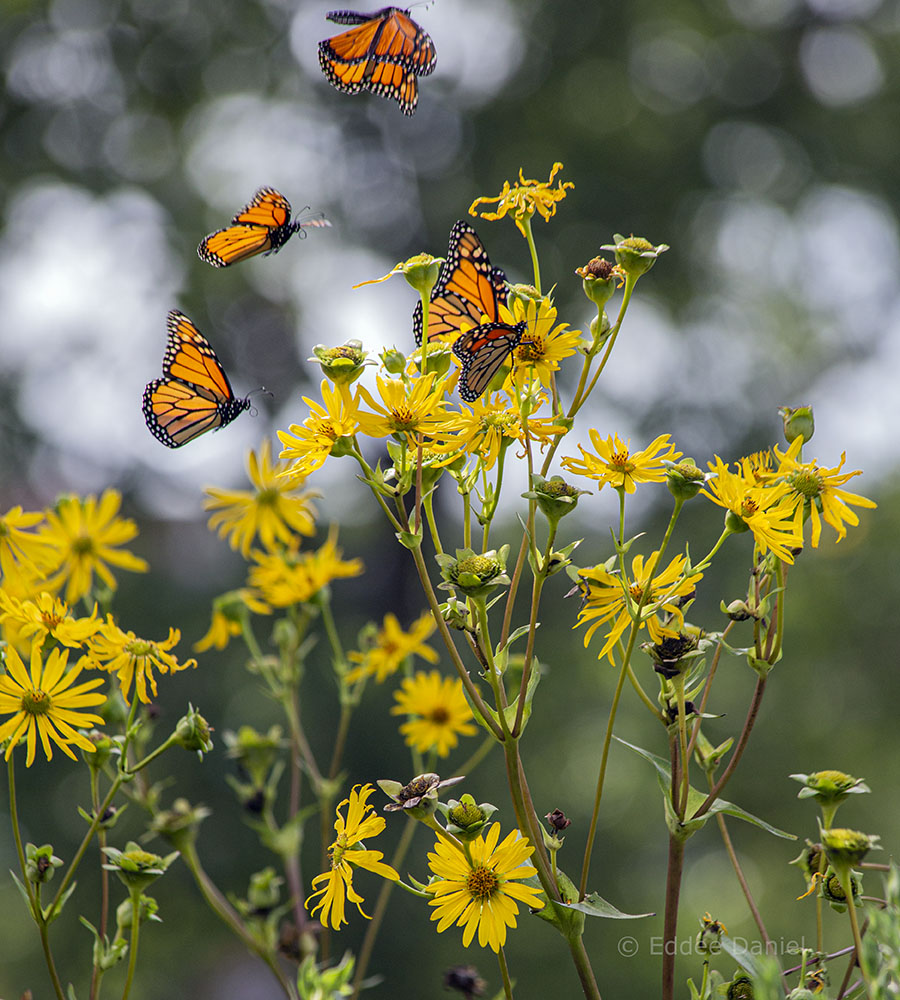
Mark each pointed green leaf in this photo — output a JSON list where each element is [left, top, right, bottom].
[[560, 891, 654, 920]]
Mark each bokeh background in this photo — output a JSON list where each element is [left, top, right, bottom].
[[0, 0, 897, 997]]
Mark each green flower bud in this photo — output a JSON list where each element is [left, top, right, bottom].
[[223, 725, 284, 787], [523, 474, 589, 527], [381, 347, 407, 374], [696, 912, 727, 954], [789, 840, 825, 884], [791, 770, 869, 805], [441, 793, 497, 840], [102, 842, 178, 892], [402, 254, 443, 297], [822, 827, 879, 869], [309, 340, 372, 386], [81, 729, 116, 771], [665, 458, 707, 501], [174, 704, 214, 755], [148, 798, 211, 851], [601, 234, 669, 280], [779, 404, 814, 444], [25, 843, 63, 884], [435, 546, 510, 600], [506, 282, 542, 315], [726, 973, 755, 999], [115, 893, 160, 930], [246, 866, 283, 912]]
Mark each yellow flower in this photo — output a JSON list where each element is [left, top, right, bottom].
[[355, 371, 451, 446], [576, 551, 701, 664], [469, 162, 574, 237], [0, 591, 101, 651], [194, 589, 270, 653], [0, 506, 51, 580], [306, 784, 399, 929], [391, 671, 476, 757], [247, 529, 363, 608], [346, 612, 439, 683], [430, 394, 566, 471], [0, 642, 105, 766], [83, 618, 197, 704], [427, 823, 544, 952], [278, 381, 361, 478], [770, 438, 876, 547], [204, 439, 318, 558], [500, 295, 583, 390], [701, 457, 804, 564], [39, 491, 148, 604], [562, 432, 681, 493]]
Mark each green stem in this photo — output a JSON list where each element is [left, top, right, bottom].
[[89, 767, 110, 1000], [498, 945, 515, 1000], [713, 808, 770, 945], [351, 816, 418, 1000], [842, 876, 871, 999], [521, 214, 541, 294], [567, 934, 604, 1000], [119, 892, 141, 1000]]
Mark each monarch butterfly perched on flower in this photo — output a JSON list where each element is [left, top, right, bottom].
[[413, 220, 524, 399], [452, 320, 527, 402], [143, 311, 251, 448], [198, 187, 330, 268], [318, 7, 436, 116]]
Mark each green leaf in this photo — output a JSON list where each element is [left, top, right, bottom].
[[395, 526, 422, 550], [560, 891, 654, 920], [615, 737, 796, 842]]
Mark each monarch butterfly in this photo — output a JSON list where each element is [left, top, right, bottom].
[[413, 220, 510, 345], [198, 187, 330, 268], [143, 310, 251, 447], [453, 320, 527, 402], [318, 7, 436, 116]]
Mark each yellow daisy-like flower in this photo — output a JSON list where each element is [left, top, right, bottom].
[[39, 491, 148, 605], [194, 589, 271, 653], [306, 784, 400, 929], [355, 371, 451, 447], [204, 439, 317, 558], [0, 506, 51, 580], [430, 394, 566, 471], [83, 617, 197, 704], [0, 591, 101, 651], [576, 551, 701, 664], [278, 381, 361, 479], [391, 670, 476, 757], [469, 162, 574, 238], [427, 823, 544, 952], [701, 457, 804, 564], [346, 611, 438, 683], [0, 642, 106, 766], [770, 437, 876, 547], [247, 528, 363, 608], [562, 431, 681, 494], [499, 295, 583, 390]]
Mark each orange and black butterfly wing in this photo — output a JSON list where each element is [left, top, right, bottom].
[[143, 311, 249, 448], [413, 221, 510, 345], [319, 7, 435, 114], [198, 188, 296, 267], [453, 321, 527, 402]]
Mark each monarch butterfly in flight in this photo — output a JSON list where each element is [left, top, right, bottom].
[[413, 220, 510, 345], [198, 187, 330, 268], [143, 311, 251, 447], [318, 7, 436, 116], [453, 320, 527, 401]]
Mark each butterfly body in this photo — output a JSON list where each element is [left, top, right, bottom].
[[198, 187, 329, 268], [453, 321, 527, 402], [413, 220, 510, 345], [143, 310, 250, 447], [319, 7, 436, 115]]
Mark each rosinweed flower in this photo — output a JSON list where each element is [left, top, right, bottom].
[[577, 551, 700, 664], [39, 490, 148, 604], [247, 529, 363, 608], [771, 437, 876, 547], [469, 162, 574, 238], [0, 642, 106, 765], [562, 431, 681, 494], [204, 439, 317, 557], [427, 822, 544, 952], [0, 505, 52, 579], [356, 371, 451, 447], [305, 784, 399, 929], [83, 617, 197, 704], [194, 589, 270, 653], [346, 611, 438, 683], [0, 591, 101, 651], [500, 294, 583, 391], [391, 670, 476, 757], [278, 381, 361, 479]]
